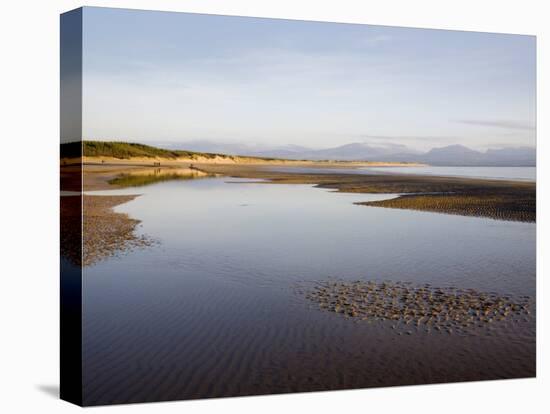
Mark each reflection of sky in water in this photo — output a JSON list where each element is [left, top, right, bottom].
[[85, 177, 535, 296], [81, 176, 535, 404], [362, 166, 536, 181], [263, 166, 536, 181]]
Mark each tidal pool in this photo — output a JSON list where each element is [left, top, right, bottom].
[[82, 176, 535, 405]]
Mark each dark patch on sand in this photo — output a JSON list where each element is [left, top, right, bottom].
[[61, 194, 153, 266], [306, 280, 532, 336], [357, 193, 534, 222], [83, 195, 153, 266]]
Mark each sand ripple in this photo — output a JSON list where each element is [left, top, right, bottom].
[[306, 280, 532, 334]]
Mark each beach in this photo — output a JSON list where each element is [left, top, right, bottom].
[[199, 163, 535, 222], [67, 159, 536, 267], [56, 10, 538, 406], [76, 165, 535, 404]]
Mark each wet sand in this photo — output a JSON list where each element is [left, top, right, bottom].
[[60, 194, 153, 266], [60, 194, 83, 265], [70, 159, 535, 267], [83, 273, 536, 405], [79, 160, 420, 190], [73, 160, 534, 267], [82, 195, 153, 266], [79, 162, 536, 224], [306, 280, 532, 335], [76, 165, 535, 405], [197, 163, 536, 222]]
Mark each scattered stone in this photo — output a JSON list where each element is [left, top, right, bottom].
[[62, 195, 155, 266], [305, 280, 531, 336]]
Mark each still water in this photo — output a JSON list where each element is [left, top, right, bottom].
[[361, 166, 536, 181], [82, 177, 536, 405], [265, 166, 535, 181]]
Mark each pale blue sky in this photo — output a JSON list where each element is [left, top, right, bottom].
[[82, 7, 536, 150]]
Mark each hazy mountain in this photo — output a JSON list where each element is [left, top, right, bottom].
[[249, 142, 535, 166], [483, 147, 536, 166], [303, 143, 420, 160], [419, 145, 487, 165], [145, 140, 270, 155], [144, 140, 535, 166], [246, 142, 422, 161], [149, 140, 313, 159], [412, 145, 536, 166]]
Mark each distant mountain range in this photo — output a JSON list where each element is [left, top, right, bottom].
[[409, 145, 536, 167], [145, 140, 536, 166]]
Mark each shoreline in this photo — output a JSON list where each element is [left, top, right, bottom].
[[78, 156, 426, 168], [71, 161, 536, 264], [60, 193, 153, 266], [197, 163, 536, 223]]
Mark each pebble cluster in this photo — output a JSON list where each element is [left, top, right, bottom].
[[306, 281, 532, 334], [82, 195, 154, 266]]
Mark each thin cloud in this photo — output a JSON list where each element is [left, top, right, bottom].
[[455, 119, 535, 131], [362, 35, 393, 46]]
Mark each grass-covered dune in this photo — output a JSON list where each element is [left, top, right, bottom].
[[61, 140, 275, 161], [63, 140, 422, 165], [83, 141, 226, 159]]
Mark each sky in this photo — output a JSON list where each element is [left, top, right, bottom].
[[80, 7, 536, 151]]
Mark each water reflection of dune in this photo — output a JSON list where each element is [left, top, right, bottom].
[[108, 168, 214, 188]]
